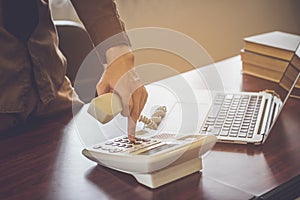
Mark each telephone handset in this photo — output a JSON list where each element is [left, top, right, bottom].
[[87, 93, 123, 124], [87, 93, 167, 130], [85, 93, 217, 188]]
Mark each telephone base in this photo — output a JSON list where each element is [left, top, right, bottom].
[[130, 158, 202, 188]]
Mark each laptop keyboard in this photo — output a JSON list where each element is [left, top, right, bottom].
[[201, 94, 262, 138]]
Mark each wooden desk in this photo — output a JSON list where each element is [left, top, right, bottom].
[[1, 56, 299, 200]]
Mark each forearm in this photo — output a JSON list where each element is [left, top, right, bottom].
[[70, 0, 130, 63], [105, 45, 131, 66]]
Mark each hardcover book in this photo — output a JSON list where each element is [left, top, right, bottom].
[[242, 61, 283, 83], [244, 31, 300, 61], [240, 49, 289, 73]]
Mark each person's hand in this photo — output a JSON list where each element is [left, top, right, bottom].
[[96, 51, 148, 142]]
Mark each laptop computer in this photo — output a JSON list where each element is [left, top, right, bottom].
[[200, 44, 300, 145]]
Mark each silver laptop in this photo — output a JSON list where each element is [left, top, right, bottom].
[[201, 44, 300, 145]]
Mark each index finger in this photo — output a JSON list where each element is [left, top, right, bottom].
[[128, 87, 148, 142]]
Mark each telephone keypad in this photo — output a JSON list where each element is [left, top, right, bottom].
[[92, 136, 161, 153]]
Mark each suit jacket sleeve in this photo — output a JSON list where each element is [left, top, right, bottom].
[[70, 0, 130, 63]]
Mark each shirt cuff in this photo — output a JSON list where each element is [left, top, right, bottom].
[[95, 31, 131, 64]]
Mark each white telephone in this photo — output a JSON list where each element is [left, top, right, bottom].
[[84, 93, 217, 188]]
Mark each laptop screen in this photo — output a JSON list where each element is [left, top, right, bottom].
[[279, 43, 300, 98], [267, 43, 300, 135]]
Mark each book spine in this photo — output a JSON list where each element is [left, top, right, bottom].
[[240, 50, 289, 72], [244, 41, 294, 61], [242, 62, 283, 82]]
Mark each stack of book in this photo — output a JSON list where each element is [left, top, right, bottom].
[[241, 31, 300, 84]]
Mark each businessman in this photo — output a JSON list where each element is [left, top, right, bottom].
[[0, 0, 147, 141]]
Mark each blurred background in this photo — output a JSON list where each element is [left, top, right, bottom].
[[50, 0, 300, 72]]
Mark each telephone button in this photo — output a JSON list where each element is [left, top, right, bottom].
[[108, 148, 122, 153], [93, 145, 102, 149], [105, 141, 113, 145], [118, 143, 127, 147], [101, 147, 109, 151], [121, 139, 130, 143]]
